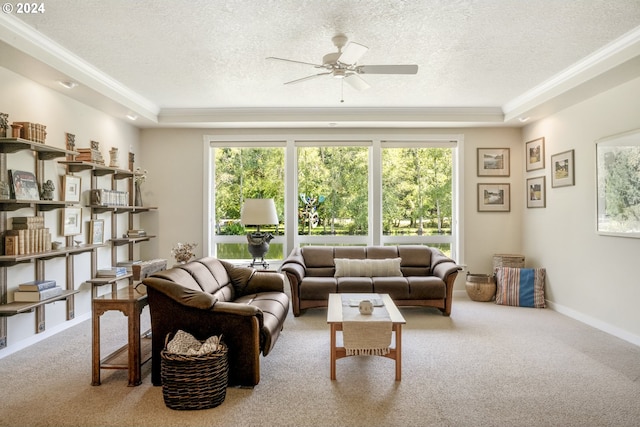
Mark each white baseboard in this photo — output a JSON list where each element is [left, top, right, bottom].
[[546, 300, 640, 348], [0, 312, 91, 360]]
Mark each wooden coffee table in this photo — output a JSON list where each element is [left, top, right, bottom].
[[327, 293, 406, 381]]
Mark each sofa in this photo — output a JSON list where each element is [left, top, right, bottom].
[[142, 257, 289, 387], [280, 245, 460, 317]]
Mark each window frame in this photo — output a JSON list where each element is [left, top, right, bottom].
[[204, 132, 464, 264]]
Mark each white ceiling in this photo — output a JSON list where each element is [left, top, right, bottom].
[[1, 0, 640, 128]]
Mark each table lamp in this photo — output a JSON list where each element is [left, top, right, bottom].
[[240, 198, 278, 268]]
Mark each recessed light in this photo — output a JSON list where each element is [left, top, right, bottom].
[[58, 81, 78, 89], [126, 114, 138, 121], [519, 116, 530, 123]]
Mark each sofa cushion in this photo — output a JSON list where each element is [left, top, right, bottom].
[[334, 258, 403, 277], [495, 267, 546, 308], [300, 277, 337, 299]]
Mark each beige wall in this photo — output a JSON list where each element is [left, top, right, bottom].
[[139, 127, 524, 292], [522, 76, 640, 344]]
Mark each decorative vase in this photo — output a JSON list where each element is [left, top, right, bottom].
[[134, 182, 143, 206]]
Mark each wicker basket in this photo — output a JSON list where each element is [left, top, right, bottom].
[[161, 335, 229, 410], [465, 272, 497, 302], [492, 254, 525, 272]]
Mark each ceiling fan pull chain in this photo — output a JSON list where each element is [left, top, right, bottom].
[[341, 79, 344, 103]]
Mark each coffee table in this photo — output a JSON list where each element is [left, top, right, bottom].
[[327, 293, 406, 381]]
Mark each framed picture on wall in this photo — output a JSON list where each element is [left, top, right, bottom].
[[525, 137, 545, 171], [477, 183, 510, 212], [477, 148, 510, 177], [551, 150, 575, 187], [62, 175, 81, 202], [61, 207, 82, 236], [89, 219, 104, 244], [526, 176, 546, 208], [596, 128, 640, 238]]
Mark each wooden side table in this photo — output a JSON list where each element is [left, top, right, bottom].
[[92, 284, 150, 386]]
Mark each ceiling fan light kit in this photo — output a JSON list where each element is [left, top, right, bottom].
[[267, 34, 418, 100]]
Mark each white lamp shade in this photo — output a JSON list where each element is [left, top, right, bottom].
[[240, 198, 279, 225]]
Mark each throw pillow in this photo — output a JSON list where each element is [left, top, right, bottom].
[[334, 258, 403, 277], [495, 267, 546, 308]]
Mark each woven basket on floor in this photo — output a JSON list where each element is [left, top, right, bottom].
[[465, 272, 496, 302], [160, 336, 229, 410]]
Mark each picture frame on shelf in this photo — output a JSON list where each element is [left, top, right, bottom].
[[526, 176, 546, 208], [551, 150, 575, 188], [89, 219, 104, 244], [525, 137, 545, 171], [596, 128, 640, 238], [477, 148, 510, 177], [477, 183, 510, 212], [61, 207, 82, 236], [8, 169, 40, 200], [62, 175, 81, 202]]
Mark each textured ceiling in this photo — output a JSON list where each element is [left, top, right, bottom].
[[4, 0, 640, 126]]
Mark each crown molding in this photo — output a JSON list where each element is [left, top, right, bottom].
[[0, 13, 159, 121], [503, 25, 640, 122]]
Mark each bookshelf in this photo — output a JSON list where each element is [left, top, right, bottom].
[[0, 138, 79, 345]]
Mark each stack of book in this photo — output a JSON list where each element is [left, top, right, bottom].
[[127, 229, 147, 238], [96, 266, 128, 278], [76, 148, 105, 165], [13, 121, 47, 144], [13, 280, 62, 302], [90, 189, 129, 206], [4, 216, 52, 255]]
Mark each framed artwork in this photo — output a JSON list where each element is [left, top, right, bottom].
[[596, 128, 640, 238], [477, 148, 510, 177], [62, 175, 81, 202], [526, 176, 546, 208], [477, 183, 510, 212], [89, 219, 104, 244], [551, 150, 575, 188], [525, 137, 545, 171], [61, 207, 82, 236], [8, 170, 40, 200]]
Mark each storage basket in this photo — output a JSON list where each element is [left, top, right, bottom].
[[160, 335, 229, 410], [465, 272, 497, 302], [492, 254, 525, 272]]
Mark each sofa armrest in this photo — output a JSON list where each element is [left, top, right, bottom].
[[280, 247, 306, 283], [245, 270, 285, 294], [142, 277, 217, 310]]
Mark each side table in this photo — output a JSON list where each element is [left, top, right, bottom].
[[92, 284, 151, 386]]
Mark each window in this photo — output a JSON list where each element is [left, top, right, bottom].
[[212, 146, 285, 260], [207, 134, 460, 263], [297, 146, 369, 237]]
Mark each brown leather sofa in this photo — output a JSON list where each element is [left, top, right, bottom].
[[142, 257, 289, 387], [280, 245, 460, 317]]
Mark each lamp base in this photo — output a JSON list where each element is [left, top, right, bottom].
[[246, 232, 274, 269]]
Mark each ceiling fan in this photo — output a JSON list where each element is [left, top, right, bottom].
[[267, 34, 418, 94]]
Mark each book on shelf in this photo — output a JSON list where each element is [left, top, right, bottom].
[[18, 279, 57, 291], [127, 229, 147, 237], [96, 267, 128, 278], [4, 227, 52, 255], [10, 216, 45, 224], [13, 286, 63, 302]]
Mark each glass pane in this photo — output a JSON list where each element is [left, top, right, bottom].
[[213, 147, 285, 261], [382, 147, 453, 237], [297, 146, 369, 236]]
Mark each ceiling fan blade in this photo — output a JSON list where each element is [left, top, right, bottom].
[[356, 64, 419, 74], [284, 72, 331, 85], [267, 57, 324, 67], [344, 74, 370, 91], [338, 42, 368, 65]]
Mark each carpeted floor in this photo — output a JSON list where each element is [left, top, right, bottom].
[[1, 295, 639, 427]]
